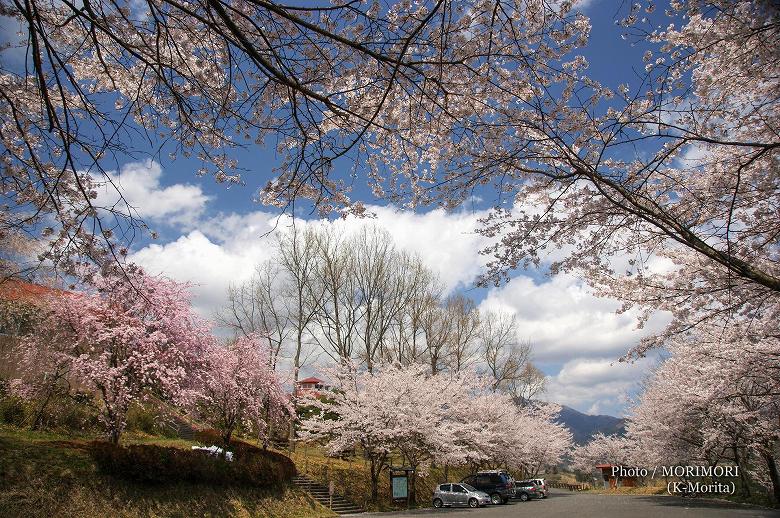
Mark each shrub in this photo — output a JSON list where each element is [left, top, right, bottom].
[[193, 428, 225, 445], [126, 403, 157, 434], [0, 395, 26, 426], [89, 441, 296, 487], [55, 397, 100, 432], [125, 402, 178, 437]]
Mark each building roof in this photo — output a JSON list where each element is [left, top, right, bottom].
[[297, 376, 324, 384]]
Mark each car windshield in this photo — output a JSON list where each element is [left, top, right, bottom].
[[461, 484, 477, 492]]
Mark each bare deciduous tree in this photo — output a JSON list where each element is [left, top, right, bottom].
[[478, 310, 545, 400], [278, 225, 323, 382], [387, 263, 442, 366], [216, 260, 291, 369], [443, 293, 481, 373], [513, 363, 548, 404], [309, 226, 358, 364]]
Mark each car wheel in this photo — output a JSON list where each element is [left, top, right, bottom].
[[433, 498, 443, 508], [519, 492, 530, 502], [469, 498, 479, 508], [490, 493, 502, 505]]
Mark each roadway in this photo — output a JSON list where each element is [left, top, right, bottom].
[[357, 489, 780, 518]]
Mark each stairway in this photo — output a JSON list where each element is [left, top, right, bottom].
[[169, 416, 198, 441], [292, 475, 364, 515]]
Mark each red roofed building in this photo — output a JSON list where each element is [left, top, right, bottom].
[[595, 464, 637, 489], [294, 376, 329, 397]]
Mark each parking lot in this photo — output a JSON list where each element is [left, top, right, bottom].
[[365, 489, 780, 518]]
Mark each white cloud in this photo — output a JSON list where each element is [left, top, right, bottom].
[[543, 357, 655, 417], [479, 273, 671, 363], [130, 205, 491, 318], [556, 357, 642, 387], [94, 160, 211, 228], [129, 224, 280, 318], [355, 206, 490, 293]]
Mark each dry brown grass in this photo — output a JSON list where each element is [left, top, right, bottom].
[[584, 485, 668, 496]]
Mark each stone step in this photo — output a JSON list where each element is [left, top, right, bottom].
[[292, 475, 364, 514]]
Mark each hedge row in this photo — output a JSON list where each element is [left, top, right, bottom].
[[89, 441, 296, 487]]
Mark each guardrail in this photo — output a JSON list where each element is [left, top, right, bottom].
[[546, 482, 591, 491]]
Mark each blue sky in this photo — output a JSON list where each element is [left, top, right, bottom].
[[1, 0, 676, 416]]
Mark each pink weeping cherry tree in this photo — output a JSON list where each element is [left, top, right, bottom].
[[194, 334, 294, 445], [15, 265, 211, 444]]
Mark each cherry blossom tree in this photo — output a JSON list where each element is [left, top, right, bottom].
[[451, 393, 571, 476], [299, 362, 570, 503], [3, 2, 777, 361], [627, 320, 780, 501], [517, 403, 572, 477], [7, 333, 71, 430], [194, 334, 293, 445], [16, 265, 211, 443], [1, 0, 588, 273], [570, 433, 637, 474], [298, 363, 449, 503], [470, 2, 780, 362]]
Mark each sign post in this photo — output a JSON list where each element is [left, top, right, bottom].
[[390, 466, 415, 509]]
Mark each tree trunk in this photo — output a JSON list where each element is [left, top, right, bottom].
[[733, 444, 751, 498], [370, 457, 380, 503], [763, 452, 780, 504], [290, 344, 302, 451], [262, 395, 272, 450], [31, 387, 54, 431], [263, 425, 271, 450], [409, 470, 417, 505], [104, 400, 122, 444]]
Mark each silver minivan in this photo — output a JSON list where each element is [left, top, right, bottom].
[[432, 483, 492, 508]]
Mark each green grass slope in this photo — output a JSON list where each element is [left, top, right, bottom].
[[0, 426, 335, 518]]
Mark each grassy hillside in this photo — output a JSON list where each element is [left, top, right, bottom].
[[0, 426, 335, 518]]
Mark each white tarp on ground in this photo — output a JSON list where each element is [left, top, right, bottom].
[[191, 445, 234, 461]]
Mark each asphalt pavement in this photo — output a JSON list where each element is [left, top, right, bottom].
[[357, 489, 780, 518]]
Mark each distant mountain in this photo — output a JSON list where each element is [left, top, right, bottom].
[[556, 405, 626, 445]]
